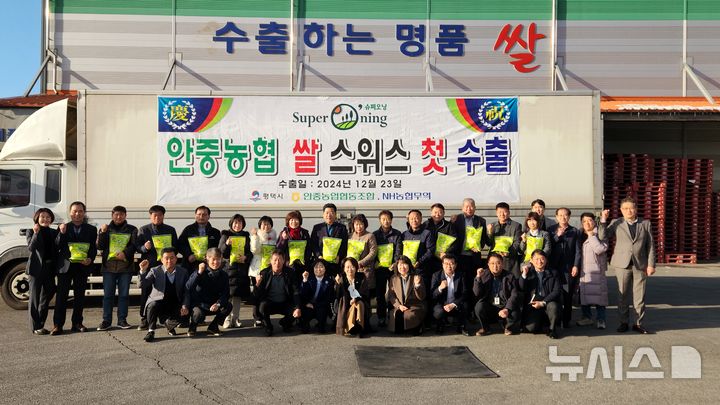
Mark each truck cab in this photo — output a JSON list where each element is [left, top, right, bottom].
[[0, 98, 78, 309]]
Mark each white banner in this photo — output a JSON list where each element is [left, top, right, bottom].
[[157, 96, 519, 205]]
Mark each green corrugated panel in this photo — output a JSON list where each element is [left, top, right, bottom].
[[51, 0, 289, 17], [298, 0, 427, 19], [559, 0, 683, 21], [178, 0, 289, 18], [429, 0, 552, 20], [49, 0, 720, 20], [688, 0, 720, 20], [51, 0, 172, 15]]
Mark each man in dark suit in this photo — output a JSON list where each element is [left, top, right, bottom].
[[524, 199, 557, 232], [178, 205, 221, 271], [473, 253, 521, 336], [451, 198, 490, 287], [547, 207, 582, 329], [309, 203, 348, 278], [139, 248, 191, 342], [299, 261, 335, 333], [96, 205, 137, 331], [519, 250, 562, 339], [430, 254, 470, 336], [600, 197, 656, 334], [185, 248, 232, 336], [372, 209, 402, 327], [254, 249, 302, 336], [135, 205, 179, 330], [487, 202, 522, 278], [53, 201, 97, 335]]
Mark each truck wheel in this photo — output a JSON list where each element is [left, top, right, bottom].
[[1, 263, 30, 310]]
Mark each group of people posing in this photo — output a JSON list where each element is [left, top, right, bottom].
[[26, 196, 656, 341]]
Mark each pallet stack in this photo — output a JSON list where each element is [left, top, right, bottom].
[[603, 154, 715, 264], [712, 193, 720, 259], [603, 154, 625, 220], [652, 158, 682, 253], [628, 182, 667, 262], [679, 159, 714, 260]]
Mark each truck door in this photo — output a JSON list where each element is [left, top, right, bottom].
[[0, 165, 35, 231], [0, 164, 35, 309]]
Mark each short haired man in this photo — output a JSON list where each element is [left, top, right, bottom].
[[178, 205, 221, 271], [372, 210, 402, 327], [52, 201, 97, 335], [139, 248, 191, 342], [547, 207, 582, 328], [526, 199, 556, 232], [185, 248, 232, 336], [519, 250, 562, 339], [450, 198, 490, 317], [135, 205, 179, 330], [430, 254, 470, 336], [600, 197, 655, 334], [473, 253, 521, 336], [254, 249, 302, 336], [96, 205, 137, 331], [309, 203, 348, 278], [487, 202, 522, 278]]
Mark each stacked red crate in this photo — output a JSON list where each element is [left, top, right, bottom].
[[679, 159, 713, 260], [604, 155, 716, 264], [603, 154, 624, 219], [712, 193, 720, 259], [626, 182, 667, 262], [651, 158, 682, 252]]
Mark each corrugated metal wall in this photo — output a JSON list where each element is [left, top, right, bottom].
[[47, 0, 720, 96]]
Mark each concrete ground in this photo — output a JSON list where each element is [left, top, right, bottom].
[[1, 264, 718, 404]]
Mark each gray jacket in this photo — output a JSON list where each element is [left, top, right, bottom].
[[140, 264, 191, 310], [600, 218, 655, 270]]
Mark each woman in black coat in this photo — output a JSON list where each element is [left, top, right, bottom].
[[26, 208, 59, 335], [334, 257, 370, 337], [218, 214, 253, 328]]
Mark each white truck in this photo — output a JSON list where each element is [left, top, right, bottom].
[[0, 91, 602, 309]]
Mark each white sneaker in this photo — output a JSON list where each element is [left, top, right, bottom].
[[576, 317, 594, 327], [222, 317, 232, 329], [597, 320, 606, 330]]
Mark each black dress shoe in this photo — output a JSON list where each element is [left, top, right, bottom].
[[547, 330, 559, 339], [50, 326, 63, 336], [71, 324, 88, 333], [33, 328, 50, 335], [632, 324, 651, 334], [144, 331, 155, 342], [461, 328, 471, 337], [617, 323, 629, 333], [207, 328, 222, 337], [264, 327, 274, 337]]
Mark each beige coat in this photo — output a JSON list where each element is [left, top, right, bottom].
[[349, 231, 377, 283], [387, 273, 426, 332]]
